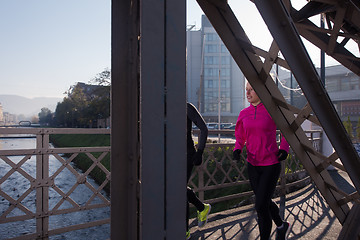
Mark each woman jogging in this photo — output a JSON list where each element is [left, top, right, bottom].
[[233, 82, 291, 240]]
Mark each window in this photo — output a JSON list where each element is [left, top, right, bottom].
[[221, 102, 230, 112], [205, 44, 217, 53], [350, 77, 360, 90], [221, 79, 230, 88], [221, 56, 230, 65], [325, 78, 338, 92], [204, 56, 218, 65], [221, 44, 228, 53], [204, 68, 218, 77], [340, 77, 350, 91], [206, 33, 218, 42], [220, 68, 230, 77]]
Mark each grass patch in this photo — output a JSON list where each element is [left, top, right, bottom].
[[50, 134, 110, 193]]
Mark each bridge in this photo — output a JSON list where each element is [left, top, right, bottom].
[[1, 128, 354, 239], [112, 0, 360, 239], [0, 121, 40, 128], [1, 0, 360, 239]]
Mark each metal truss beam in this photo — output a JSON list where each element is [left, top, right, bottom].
[[196, 0, 360, 238], [254, 2, 360, 237], [291, 0, 360, 76], [254, 0, 360, 193], [111, 0, 186, 239]]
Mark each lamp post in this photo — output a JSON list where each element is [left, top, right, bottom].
[[218, 39, 222, 143]]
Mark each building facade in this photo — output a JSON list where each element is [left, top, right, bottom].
[[279, 64, 360, 123], [187, 15, 246, 124], [324, 65, 360, 122], [186, 16, 360, 128]]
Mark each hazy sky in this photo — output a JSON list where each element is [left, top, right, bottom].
[[0, 0, 111, 98], [0, 0, 352, 99]]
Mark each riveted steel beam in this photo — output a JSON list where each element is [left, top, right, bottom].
[[111, 0, 186, 239]]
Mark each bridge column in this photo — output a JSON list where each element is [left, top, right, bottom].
[[111, 0, 186, 239]]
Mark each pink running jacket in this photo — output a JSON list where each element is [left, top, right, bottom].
[[234, 103, 289, 166]]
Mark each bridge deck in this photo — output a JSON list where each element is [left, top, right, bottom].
[[189, 170, 354, 239]]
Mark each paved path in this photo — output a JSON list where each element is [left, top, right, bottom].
[[188, 169, 355, 240]]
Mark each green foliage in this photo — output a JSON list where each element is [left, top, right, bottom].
[[50, 134, 110, 192], [54, 97, 74, 127], [89, 68, 111, 86], [54, 69, 111, 128], [189, 146, 252, 216], [38, 107, 54, 126], [50, 134, 110, 147], [284, 153, 301, 173], [343, 116, 354, 139]]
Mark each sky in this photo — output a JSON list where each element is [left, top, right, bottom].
[[0, 0, 111, 99], [0, 0, 357, 99]]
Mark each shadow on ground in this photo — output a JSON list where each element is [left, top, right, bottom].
[[189, 178, 344, 239]]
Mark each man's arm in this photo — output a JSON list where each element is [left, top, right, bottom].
[[187, 102, 208, 150]]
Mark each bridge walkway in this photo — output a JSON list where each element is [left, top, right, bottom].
[[194, 1, 360, 238], [189, 170, 354, 240]]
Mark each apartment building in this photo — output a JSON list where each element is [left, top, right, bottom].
[[278, 64, 360, 123], [324, 65, 360, 122], [187, 15, 245, 124], [187, 16, 360, 126]]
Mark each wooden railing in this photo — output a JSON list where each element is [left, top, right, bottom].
[[190, 129, 322, 210]]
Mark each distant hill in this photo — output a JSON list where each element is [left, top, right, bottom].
[[0, 95, 63, 116]]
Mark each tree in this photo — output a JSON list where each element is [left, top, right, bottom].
[[343, 116, 354, 140], [54, 68, 111, 128], [38, 107, 53, 126], [89, 68, 111, 86], [88, 68, 111, 127], [88, 85, 110, 126], [68, 84, 90, 127], [357, 117, 360, 142], [55, 97, 74, 127]]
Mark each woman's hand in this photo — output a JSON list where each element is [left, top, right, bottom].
[[277, 149, 288, 161], [233, 149, 241, 161]]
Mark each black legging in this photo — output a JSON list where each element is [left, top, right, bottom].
[[186, 149, 204, 231], [247, 162, 283, 240]]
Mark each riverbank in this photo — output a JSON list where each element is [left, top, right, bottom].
[[50, 133, 111, 192]]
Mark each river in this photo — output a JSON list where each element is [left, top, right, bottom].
[[0, 137, 110, 240]]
